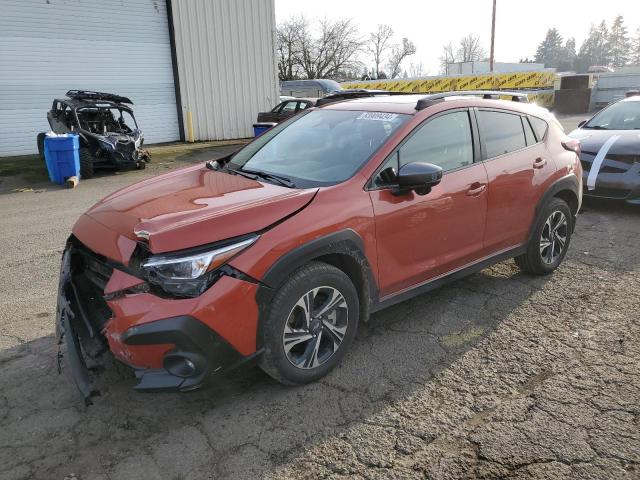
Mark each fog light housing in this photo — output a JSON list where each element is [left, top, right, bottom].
[[163, 352, 203, 378]]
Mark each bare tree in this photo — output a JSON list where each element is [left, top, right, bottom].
[[297, 18, 362, 79], [366, 24, 394, 79], [276, 17, 304, 81], [439, 42, 456, 74], [457, 34, 486, 62], [409, 61, 426, 77], [386, 38, 416, 78]]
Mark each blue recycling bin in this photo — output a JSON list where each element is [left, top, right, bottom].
[[253, 122, 277, 137], [44, 134, 80, 185]]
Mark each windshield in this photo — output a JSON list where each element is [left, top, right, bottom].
[[584, 101, 640, 130], [77, 106, 138, 135], [229, 109, 409, 187]]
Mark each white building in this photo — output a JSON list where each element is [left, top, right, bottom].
[[0, 0, 279, 156]]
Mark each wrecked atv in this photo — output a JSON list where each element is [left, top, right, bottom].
[[38, 90, 150, 178]]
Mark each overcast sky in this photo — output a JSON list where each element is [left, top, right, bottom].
[[275, 0, 638, 75]]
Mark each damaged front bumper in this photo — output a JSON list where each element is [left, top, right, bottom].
[[56, 250, 99, 405], [56, 241, 261, 404]]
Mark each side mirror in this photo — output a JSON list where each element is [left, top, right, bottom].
[[393, 162, 443, 196], [578, 120, 587, 128]]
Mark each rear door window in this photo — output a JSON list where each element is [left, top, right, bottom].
[[477, 110, 527, 159]]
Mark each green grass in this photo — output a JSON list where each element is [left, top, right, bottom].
[[0, 155, 49, 182]]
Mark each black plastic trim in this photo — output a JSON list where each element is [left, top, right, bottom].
[[528, 175, 580, 241], [165, 0, 185, 142], [255, 229, 378, 347], [373, 245, 525, 312], [121, 315, 252, 392]]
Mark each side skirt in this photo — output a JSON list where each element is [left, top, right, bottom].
[[371, 245, 525, 313]]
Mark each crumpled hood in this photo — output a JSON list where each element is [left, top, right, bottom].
[[74, 164, 317, 259], [569, 128, 640, 156]]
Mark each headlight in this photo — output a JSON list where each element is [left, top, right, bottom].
[[140, 236, 257, 297], [99, 138, 117, 151]]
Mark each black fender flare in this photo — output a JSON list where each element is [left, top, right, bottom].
[[255, 229, 379, 348], [528, 175, 580, 243]]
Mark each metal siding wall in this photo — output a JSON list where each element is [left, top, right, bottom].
[[171, 0, 279, 140], [0, 0, 179, 156]]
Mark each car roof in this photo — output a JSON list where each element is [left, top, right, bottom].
[[321, 93, 551, 117], [281, 79, 340, 89], [620, 94, 640, 102]]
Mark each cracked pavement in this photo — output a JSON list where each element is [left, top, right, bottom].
[[1, 124, 639, 479]]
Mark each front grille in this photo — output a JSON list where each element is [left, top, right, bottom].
[[580, 151, 637, 175], [115, 142, 135, 161], [69, 239, 114, 332]]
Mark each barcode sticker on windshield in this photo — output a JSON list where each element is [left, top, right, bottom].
[[357, 112, 398, 121]]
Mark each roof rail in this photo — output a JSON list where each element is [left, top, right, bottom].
[[316, 89, 408, 107], [66, 90, 133, 104], [415, 90, 529, 110]]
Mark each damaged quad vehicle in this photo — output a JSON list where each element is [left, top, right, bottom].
[[38, 90, 150, 178]]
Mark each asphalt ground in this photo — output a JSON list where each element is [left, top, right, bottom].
[[0, 115, 638, 479]]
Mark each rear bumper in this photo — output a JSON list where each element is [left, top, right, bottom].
[[56, 241, 261, 404]]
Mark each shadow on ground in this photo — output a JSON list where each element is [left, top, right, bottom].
[[0, 263, 542, 479]]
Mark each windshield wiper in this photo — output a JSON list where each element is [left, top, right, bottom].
[[583, 125, 608, 130], [207, 160, 257, 179], [221, 165, 259, 181], [240, 168, 296, 188], [208, 161, 296, 187]]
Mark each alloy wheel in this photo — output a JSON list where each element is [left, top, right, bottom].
[[282, 286, 349, 369], [540, 210, 568, 265]]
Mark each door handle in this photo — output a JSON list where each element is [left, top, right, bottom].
[[533, 157, 547, 169], [466, 182, 487, 196]]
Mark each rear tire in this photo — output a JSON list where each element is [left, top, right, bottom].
[[36, 133, 46, 161], [259, 262, 359, 385], [515, 198, 572, 275], [79, 148, 95, 179]]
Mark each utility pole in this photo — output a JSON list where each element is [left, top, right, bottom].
[[489, 0, 496, 72]]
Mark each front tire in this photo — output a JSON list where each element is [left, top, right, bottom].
[[260, 262, 359, 385], [515, 197, 572, 275]]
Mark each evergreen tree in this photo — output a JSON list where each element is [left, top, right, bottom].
[[597, 20, 611, 65], [608, 15, 631, 67], [630, 27, 640, 65], [535, 28, 564, 68], [576, 22, 610, 72], [559, 37, 577, 71]]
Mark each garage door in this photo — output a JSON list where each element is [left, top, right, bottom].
[[0, 0, 179, 156]]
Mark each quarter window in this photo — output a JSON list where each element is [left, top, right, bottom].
[[477, 110, 526, 158], [523, 117, 537, 145], [529, 116, 548, 141]]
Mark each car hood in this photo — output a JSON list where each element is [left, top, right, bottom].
[[73, 164, 317, 261], [568, 128, 640, 155]]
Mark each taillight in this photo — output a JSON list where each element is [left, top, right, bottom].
[[562, 138, 581, 155]]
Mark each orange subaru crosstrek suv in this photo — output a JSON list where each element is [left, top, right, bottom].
[[57, 91, 582, 403]]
